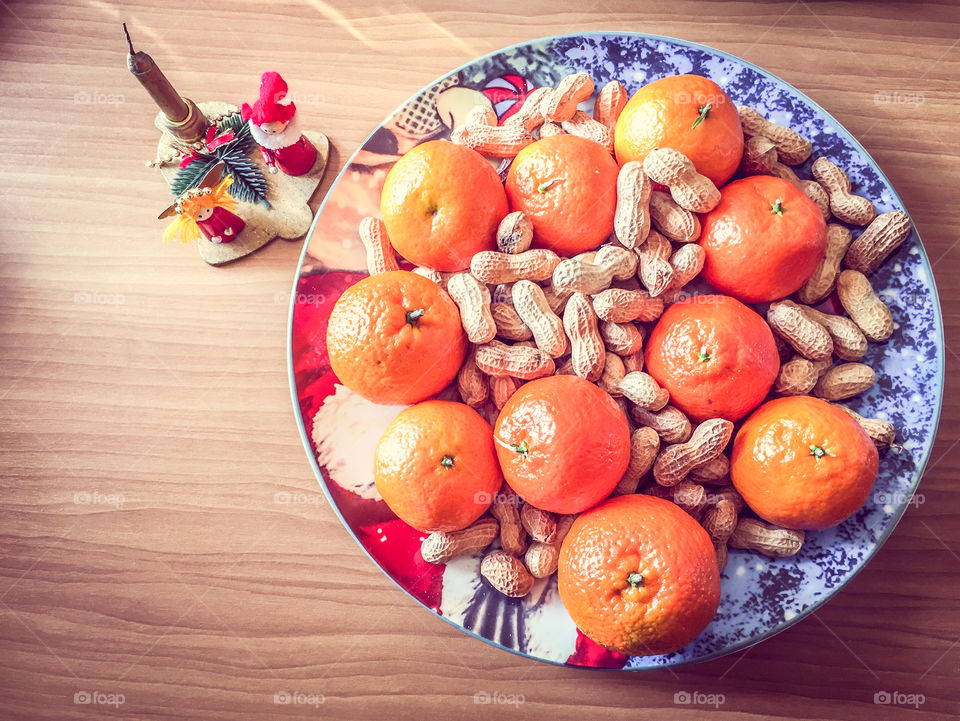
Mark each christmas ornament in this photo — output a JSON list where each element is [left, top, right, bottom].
[[159, 163, 246, 244], [126, 25, 330, 266], [241, 72, 318, 177]]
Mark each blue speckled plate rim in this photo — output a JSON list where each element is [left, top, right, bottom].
[[285, 31, 945, 671]]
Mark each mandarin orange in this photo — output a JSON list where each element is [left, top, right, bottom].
[[374, 400, 501, 532], [731, 396, 879, 530], [380, 140, 508, 271], [505, 135, 619, 256], [644, 295, 780, 422], [614, 74, 743, 187], [699, 176, 827, 303], [558, 494, 721, 656], [326, 270, 466, 405], [493, 375, 630, 514]]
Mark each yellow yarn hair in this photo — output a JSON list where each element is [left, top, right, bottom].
[[163, 176, 240, 244]]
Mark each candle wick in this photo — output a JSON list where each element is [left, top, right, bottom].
[[123, 22, 135, 54]]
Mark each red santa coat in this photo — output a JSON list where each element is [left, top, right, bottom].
[[258, 135, 317, 176], [249, 114, 318, 177]]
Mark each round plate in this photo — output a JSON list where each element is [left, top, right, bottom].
[[287, 32, 944, 669]]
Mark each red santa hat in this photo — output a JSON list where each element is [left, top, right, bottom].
[[241, 71, 296, 125]]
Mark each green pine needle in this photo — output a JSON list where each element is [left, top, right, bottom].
[[169, 113, 270, 207], [224, 155, 270, 207], [170, 158, 214, 197]]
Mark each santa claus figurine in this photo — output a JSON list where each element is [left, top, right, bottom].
[[241, 71, 318, 176]]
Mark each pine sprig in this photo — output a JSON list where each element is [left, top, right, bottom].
[[170, 159, 214, 198], [217, 113, 244, 134], [223, 155, 270, 206], [217, 114, 256, 155], [170, 112, 270, 207]]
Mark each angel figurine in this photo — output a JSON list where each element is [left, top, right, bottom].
[[159, 163, 245, 244]]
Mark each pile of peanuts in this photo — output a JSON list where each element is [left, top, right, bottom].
[[356, 71, 912, 598]]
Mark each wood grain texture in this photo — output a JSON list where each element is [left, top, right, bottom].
[[1, 0, 959, 719]]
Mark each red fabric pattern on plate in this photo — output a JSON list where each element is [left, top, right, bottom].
[[482, 74, 529, 123], [356, 519, 444, 610], [566, 630, 628, 669], [291, 271, 365, 440], [295, 273, 443, 604]]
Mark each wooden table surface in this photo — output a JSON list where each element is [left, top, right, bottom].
[[1, 0, 959, 719]]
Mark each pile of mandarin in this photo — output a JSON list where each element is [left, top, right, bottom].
[[324, 70, 909, 656]]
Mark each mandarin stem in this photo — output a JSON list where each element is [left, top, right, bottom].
[[692, 103, 712, 129], [405, 308, 425, 325]]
